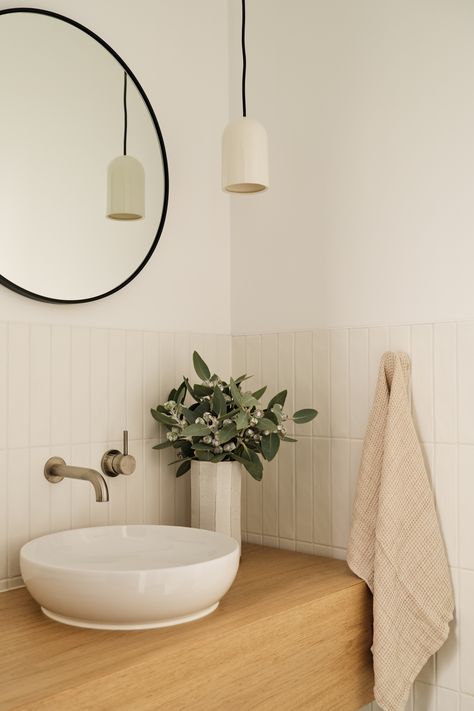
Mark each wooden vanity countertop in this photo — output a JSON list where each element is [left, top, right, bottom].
[[0, 543, 374, 711]]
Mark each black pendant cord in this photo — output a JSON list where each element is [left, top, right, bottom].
[[123, 70, 128, 156], [241, 0, 247, 117]]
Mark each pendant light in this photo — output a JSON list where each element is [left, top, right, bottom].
[[222, 0, 269, 193], [107, 71, 145, 220]]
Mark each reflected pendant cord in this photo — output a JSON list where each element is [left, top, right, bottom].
[[123, 71, 128, 156], [241, 0, 246, 117]]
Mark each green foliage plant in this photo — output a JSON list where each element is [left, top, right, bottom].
[[151, 351, 318, 481]]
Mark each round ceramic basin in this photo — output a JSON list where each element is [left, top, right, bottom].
[[20, 525, 240, 630]]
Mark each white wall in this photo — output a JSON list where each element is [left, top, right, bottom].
[[229, 2, 474, 709], [230, 0, 474, 333], [0, 0, 231, 333]]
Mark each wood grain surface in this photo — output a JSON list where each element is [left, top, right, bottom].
[[0, 543, 374, 711]]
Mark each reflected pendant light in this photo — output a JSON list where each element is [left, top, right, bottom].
[[107, 71, 145, 220], [222, 0, 269, 193]]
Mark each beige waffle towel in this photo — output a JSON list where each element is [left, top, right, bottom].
[[347, 352, 454, 711]]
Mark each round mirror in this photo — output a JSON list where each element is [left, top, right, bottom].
[[0, 8, 169, 303]]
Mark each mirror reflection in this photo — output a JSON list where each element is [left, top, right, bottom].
[[0, 10, 167, 302]]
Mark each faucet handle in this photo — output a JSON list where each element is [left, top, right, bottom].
[[101, 430, 136, 478]]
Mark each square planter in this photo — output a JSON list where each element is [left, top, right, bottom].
[[191, 460, 241, 547]]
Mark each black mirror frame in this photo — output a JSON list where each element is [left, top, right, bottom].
[[0, 7, 169, 304]]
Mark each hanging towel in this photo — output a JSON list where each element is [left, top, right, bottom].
[[347, 352, 454, 711]]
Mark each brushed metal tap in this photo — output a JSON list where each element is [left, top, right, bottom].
[[101, 430, 136, 478], [44, 457, 109, 502]]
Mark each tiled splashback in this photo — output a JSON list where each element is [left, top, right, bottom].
[[233, 323, 474, 711], [0, 323, 230, 590]]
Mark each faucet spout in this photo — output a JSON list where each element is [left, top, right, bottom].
[[44, 457, 109, 502]]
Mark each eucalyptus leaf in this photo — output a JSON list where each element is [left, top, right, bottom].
[[175, 380, 187, 405], [152, 440, 173, 450], [261, 432, 280, 461], [257, 417, 278, 432], [192, 442, 214, 451], [229, 378, 242, 406], [231, 450, 263, 481], [241, 392, 259, 408], [234, 374, 252, 385], [181, 423, 211, 437], [181, 406, 197, 423], [193, 351, 211, 381], [252, 386, 267, 400], [176, 460, 191, 477], [292, 408, 318, 424], [217, 423, 237, 444], [167, 388, 177, 401], [195, 449, 214, 461], [267, 390, 287, 409], [150, 408, 176, 427], [194, 383, 213, 398], [183, 377, 197, 401], [212, 386, 227, 418], [235, 410, 249, 431], [282, 436, 298, 442]]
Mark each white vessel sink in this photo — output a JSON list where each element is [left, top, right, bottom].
[[20, 525, 240, 630]]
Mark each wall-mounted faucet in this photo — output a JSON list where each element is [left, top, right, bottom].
[[44, 458, 109, 502], [101, 430, 136, 478]]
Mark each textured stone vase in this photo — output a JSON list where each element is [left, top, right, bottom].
[[190, 461, 241, 547]]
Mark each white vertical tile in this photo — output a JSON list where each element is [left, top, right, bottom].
[[7, 448, 29, 578], [30, 324, 51, 447], [350, 439, 363, 512], [232, 336, 247, 532], [295, 437, 312, 542], [369, 326, 389, 398], [313, 330, 330, 437], [294, 331, 313, 436], [278, 438, 294, 540], [246, 335, 262, 535], [349, 329, 369, 439], [8, 323, 29, 449], [458, 323, 474, 444], [51, 326, 71, 446], [461, 695, 474, 711], [70, 327, 90, 445], [313, 438, 331, 546], [215, 334, 231, 380], [174, 333, 191, 528], [434, 323, 457, 443], [70, 443, 91, 530], [261, 334, 278, 537], [126, 331, 144, 441], [143, 331, 160, 440], [331, 438, 350, 548], [278, 333, 295, 435], [144, 441, 160, 524], [411, 325, 434, 443], [330, 329, 349, 437], [459, 444, 474, 570], [435, 444, 458, 567], [0, 324, 7, 452], [29, 446, 51, 539], [90, 329, 108, 443], [460, 570, 474, 694], [126, 440, 144, 524], [108, 330, 126, 441], [159, 333, 175, 525], [50, 443, 71, 533], [389, 325, 411, 354], [417, 655, 436, 685], [437, 688, 459, 711], [437, 568, 459, 691], [414, 681, 437, 711], [0, 451, 7, 580]]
